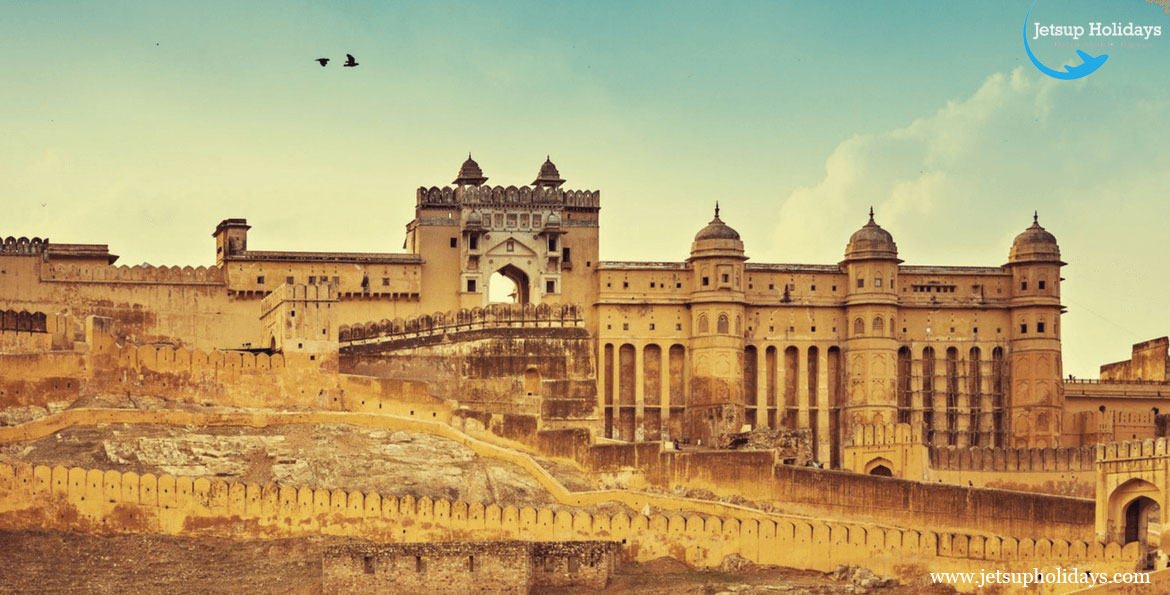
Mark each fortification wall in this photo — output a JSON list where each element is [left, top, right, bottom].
[[0, 459, 1142, 594], [343, 307, 595, 426], [927, 444, 1097, 498], [0, 261, 260, 350]]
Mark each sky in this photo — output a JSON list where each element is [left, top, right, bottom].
[[2, 0, 1168, 377]]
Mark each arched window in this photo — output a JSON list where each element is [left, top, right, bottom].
[[853, 318, 865, 336], [735, 315, 742, 335], [872, 316, 884, 335], [717, 313, 730, 334], [698, 315, 709, 334]]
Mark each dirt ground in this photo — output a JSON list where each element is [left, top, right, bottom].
[[0, 422, 598, 506], [0, 530, 956, 595]]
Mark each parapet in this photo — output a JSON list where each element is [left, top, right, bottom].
[[1097, 436, 1170, 463], [416, 185, 600, 210], [0, 310, 47, 333], [43, 263, 224, 285], [340, 303, 586, 344], [847, 422, 923, 447], [0, 236, 48, 256]]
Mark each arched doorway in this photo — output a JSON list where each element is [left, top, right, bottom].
[[1124, 496, 1161, 546], [489, 264, 530, 304], [864, 457, 895, 477]]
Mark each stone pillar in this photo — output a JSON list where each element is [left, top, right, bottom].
[[798, 345, 810, 429], [934, 358, 948, 446], [777, 348, 789, 428], [910, 356, 924, 427], [660, 345, 671, 426], [756, 346, 768, 429], [634, 343, 645, 441], [817, 347, 831, 462]]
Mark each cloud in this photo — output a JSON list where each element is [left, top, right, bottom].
[[771, 67, 1170, 376]]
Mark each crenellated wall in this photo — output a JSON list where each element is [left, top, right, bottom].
[[0, 459, 1142, 594]]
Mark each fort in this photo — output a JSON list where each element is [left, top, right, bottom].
[[1, 155, 1168, 592]]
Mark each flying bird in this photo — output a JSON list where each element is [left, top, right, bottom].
[[315, 58, 330, 67], [343, 54, 358, 67]]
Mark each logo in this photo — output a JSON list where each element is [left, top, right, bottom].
[[1023, 3, 1108, 80]]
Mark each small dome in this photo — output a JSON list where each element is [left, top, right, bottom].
[[532, 156, 565, 188], [694, 203, 741, 241], [1009, 212, 1061, 263], [453, 153, 488, 186], [545, 213, 562, 228], [466, 210, 483, 226], [844, 208, 898, 260]]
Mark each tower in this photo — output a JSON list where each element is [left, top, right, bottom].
[[685, 204, 748, 442], [1005, 213, 1065, 448], [841, 208, 901, 436], [212, 219, 250, 267]]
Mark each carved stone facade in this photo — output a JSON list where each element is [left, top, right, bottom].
[[1, 157, 1071, 465]]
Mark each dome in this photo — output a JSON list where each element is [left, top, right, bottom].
[[532, 156, 565, 188], [1009, 212, 1061, 263], [466, 210, 483, 227], [844, 208, 898, 261], [453, 153, 488, 186], [545, 213, 562, 228], [694, 203, 741, 241]]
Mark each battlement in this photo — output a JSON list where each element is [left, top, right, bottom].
[[930, 445, 1098, 473], [1097, 436, 1170, 463], [0, 236, 48, 255], [340, 303, 585, 344], [416, 185, 600, 210], [848, 422, 924, 447], [42, 263, 224, 285]]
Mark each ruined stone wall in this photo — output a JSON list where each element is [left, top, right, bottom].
[[343, 322, 596, 428], [321, 541, 616, 594], [0, 460, 1143, 594], [1100, 337, 1170, 382]]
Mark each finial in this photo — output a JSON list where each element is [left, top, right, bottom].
[[715, 201, 720, 219], [868, 206, 875, 222], [546, 155, 551, 162], [468, 152, 472, 159], [1033, 210, 1038, 224]]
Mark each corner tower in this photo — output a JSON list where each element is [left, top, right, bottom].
[[841, 208, 902, 434], [1005, 213, 1065, 448], [685, 204, 748, 442]]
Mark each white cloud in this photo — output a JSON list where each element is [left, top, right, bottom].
[[771, 67, 1170, 376]]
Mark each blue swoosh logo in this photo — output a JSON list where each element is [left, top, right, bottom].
[[1023, 2, 1108, 80]]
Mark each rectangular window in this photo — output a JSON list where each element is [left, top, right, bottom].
[[286, 276, 294, 284], [650, 282, 656, 288], [256, 276, 265, 284], [506, 240, 515, 252], [1038, 280, 1046, 289], [449, 237, 457, 248], [1020, 323, 1028, 334], [332, 276, 339, 284], [382, 277, 390, 286], [532, 214, 542, 227], [811, 326, 816, 332], [506, 213, 517, 227], [494, 214, 504, 227], [467, 279, 477, 292], [675, 282, 681, 288], [469, 235, 478, 250], [721, 274, 729, 283], [1021, 281, 1028, 290], [810, 285, 816, 291], [857, 278, 865, 288], [622, 281, 629, 289], [363, 556, 375, 574], [562, 247, 571, 262], [548, 237, 557, 251], [1037, 321, 1046, 333], [520, 214, 529, 227], [768, 284, 775, 290], [649, 323, 656, 330], [622, 323, 629, 330], [675, 323, 682, 330], [874, 278, 882, 287], [546, 280, 556, 294], [702, 277, 710, 286], [308, 276, 316, 284]]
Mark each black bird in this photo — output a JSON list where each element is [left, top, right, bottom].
[[315, 58, 330, 67], [343, 53, 358, 67]]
